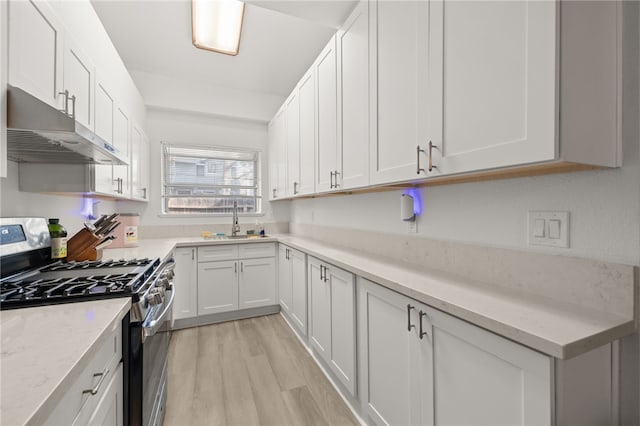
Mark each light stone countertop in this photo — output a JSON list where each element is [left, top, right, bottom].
[[1, 298, 131, 426], [103, 235, 636, 359]]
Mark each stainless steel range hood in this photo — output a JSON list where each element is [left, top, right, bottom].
[[6, 85, 128, 165]]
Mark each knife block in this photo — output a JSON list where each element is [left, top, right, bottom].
[[67, 228, 103, 261]]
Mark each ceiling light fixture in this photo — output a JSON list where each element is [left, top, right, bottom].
[[192, 0, 245, 56]]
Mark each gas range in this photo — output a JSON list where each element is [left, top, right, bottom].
[[0, 217, 175, 426], [0, 257, 161, 310]]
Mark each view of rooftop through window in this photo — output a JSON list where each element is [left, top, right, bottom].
[[162, 144, 261, 215]]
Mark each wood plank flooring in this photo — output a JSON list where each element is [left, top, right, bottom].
[[163, 314, 360, 426]]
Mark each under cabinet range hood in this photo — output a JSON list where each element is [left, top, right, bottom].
[[6, 85, 128, 165]]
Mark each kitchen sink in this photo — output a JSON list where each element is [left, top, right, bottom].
[[203, 234, 267, 240]]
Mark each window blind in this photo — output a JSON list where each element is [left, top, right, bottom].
[[162, 143, 261, 215]]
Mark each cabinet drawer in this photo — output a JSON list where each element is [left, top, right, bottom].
[[45, 324, 122, 425], [198, 244, 239, 262], [238, 242, 276, 259]]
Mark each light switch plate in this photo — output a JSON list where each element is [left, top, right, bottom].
[[528, 211, 569, 248]]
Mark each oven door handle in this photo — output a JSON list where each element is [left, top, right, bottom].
[[142, 288, 175, 339]]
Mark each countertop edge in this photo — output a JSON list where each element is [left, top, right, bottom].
[[24, 298, 131, 426]]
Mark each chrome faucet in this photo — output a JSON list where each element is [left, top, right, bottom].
[[232, 201, 240, 236]]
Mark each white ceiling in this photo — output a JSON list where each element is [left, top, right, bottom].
[[91, 0, 356, 99]]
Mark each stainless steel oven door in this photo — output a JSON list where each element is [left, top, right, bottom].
[[141, 288, 173, 426]]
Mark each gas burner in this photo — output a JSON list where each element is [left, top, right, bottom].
[[41, 258, 152, 272]]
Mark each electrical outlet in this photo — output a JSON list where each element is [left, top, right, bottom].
[[408, 220, 417, 234], [528, 211, 569, 248]]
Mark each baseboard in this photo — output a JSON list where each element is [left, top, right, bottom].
[[172, 305, 281, 330]]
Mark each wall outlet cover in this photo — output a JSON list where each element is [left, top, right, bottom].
[[408, 220, 417, 234]]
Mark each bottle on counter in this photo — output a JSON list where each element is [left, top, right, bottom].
[[48, 218, 68, 261]]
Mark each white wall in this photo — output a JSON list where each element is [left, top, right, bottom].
[[0, 160, 118, 234], [116, 107, 290, 228]]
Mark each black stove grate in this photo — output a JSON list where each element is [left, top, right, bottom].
[[40, 258, 152, 272]]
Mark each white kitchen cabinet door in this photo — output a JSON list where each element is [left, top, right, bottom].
[[285, 92, 300, 197], [369, 0, 429, 184], [94, 79, 114, 144], [359, 278, 433, 426], [309, 257, 356, 395], [289, 247, 307, 335], [278, 245, 293, 312], [82, 362, 123, 426], [309, 258, 331, 359], [326, 263, 356, 395], [112, 105, 130, 197], [239, 257, 276, 309], [173, 247, 198, 321], [130, 123, 149, 201], [315, 35, 340, 192], [8, 0, 64, 110], [268, 107, 287, 199], [427, 306, 552, 426], [198, 260, 238, 315], [427, 0, 556, 176], [62, 34, 94, 130], [297, 69, 315, 196], [339, 1, 369, 190]]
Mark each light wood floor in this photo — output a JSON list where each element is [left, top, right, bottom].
[[163, 314, 360, 426]]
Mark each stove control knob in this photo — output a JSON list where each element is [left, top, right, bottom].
[[146, 289, 163, 306], [164, 269, 175, 280], [158, 277, 171, 290]]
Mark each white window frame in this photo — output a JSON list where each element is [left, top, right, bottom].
[[161, 143, 263, 216]]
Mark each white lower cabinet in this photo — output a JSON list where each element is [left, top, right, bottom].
[[173, 247, 198, 321], [279, 244, 308, 335], [427, 306, 551, 426], [358, 278, 433, 426], [194, 243, 277, 317], [198, 260, 238, 315], [45, 324, 122, 426], [239, 257, 276, 309], [308, 256, 356, 396]]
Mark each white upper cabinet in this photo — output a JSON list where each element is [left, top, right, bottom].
[[8, 0, 64, 110], [427, 0, 556, 175], [112, 105, 131, 196], [297, 69, 316, 196], [315, 35, 340, 192], [94, 79, 114, 144], [62, 34, 94, 130], [338, 1, 370, 190], [285, 92, 300, 197], [268, 106, 287, 200], [369, 0, 429, 184], [130, 123, 149, 201]]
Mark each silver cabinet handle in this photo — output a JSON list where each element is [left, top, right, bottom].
[[58, 90, 69, 115], [69, 94, 76, 119], [192, 248, 194, 260], [273, 188, 277, 198], [319, 264, 323, 281], [293, 182, 298, 194], [240, 262, 244, 272], [323, 266, 329, 282], [419, 310, 429, 339], [416, 145, 426, 175], [142, 188, 147, 199], [333, 171, 340, 188], [82, 368, 109, 395], [407, 304, 416, 332], [235, 262, 237, 273], [428, 141, 438, 172], [329, 171, 334, 189]]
